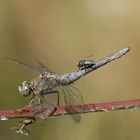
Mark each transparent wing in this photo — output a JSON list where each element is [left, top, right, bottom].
[[64, 85, 84, 105], [78, 55, 95, 63], [36, 59, 53, 72], [30, 78, 59, 109], [36, 59, 47, 67], [32, 94, 58, 118], [84, 55, 95, 61], [59, 84, 84, 123], [5, 57, 54, 73], [32, 93, 58, 108]]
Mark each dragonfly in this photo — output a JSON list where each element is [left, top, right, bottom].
[[6, 47, 129, 135], [7, 59, 84, 120]]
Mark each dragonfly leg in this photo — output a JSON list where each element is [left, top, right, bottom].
[[28, 94, 36, 105], [28, 96, 43, 107], [16, 118, 35, 135], [28, 90, 60, 108], [56, 91, 60, 107]]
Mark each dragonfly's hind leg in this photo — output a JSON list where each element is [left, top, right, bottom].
[[15, 118, 35, 135]]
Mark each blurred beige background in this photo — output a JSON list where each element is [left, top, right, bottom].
[[0, 0, 140, 140]]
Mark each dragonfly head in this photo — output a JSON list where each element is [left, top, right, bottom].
[[19, 81, 32, 96]]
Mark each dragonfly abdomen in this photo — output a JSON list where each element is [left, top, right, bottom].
[[58, 70, 86, 85]]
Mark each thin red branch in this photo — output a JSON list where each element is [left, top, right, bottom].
[[0, 98, 140, 120]]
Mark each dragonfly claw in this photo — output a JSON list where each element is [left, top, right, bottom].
[[12, 118, 35, 135], [16, 127, 30, 136]]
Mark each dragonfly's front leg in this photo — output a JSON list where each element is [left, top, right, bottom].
[[28, 94, 43, 106], [29, 90, 60, 107], [28, 91, 46, 106], [16, 118, 35, 135], [56, 91, 60, 107]]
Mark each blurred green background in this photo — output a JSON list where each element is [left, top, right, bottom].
[[0, 0, 140, 140]]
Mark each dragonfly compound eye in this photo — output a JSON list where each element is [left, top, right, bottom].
[[19, 81, 32, 96]]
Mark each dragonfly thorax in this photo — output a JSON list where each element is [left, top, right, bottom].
[[19, 81, 32, 96]]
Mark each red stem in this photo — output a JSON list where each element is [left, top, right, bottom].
[[0, 98, 140, 120]]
